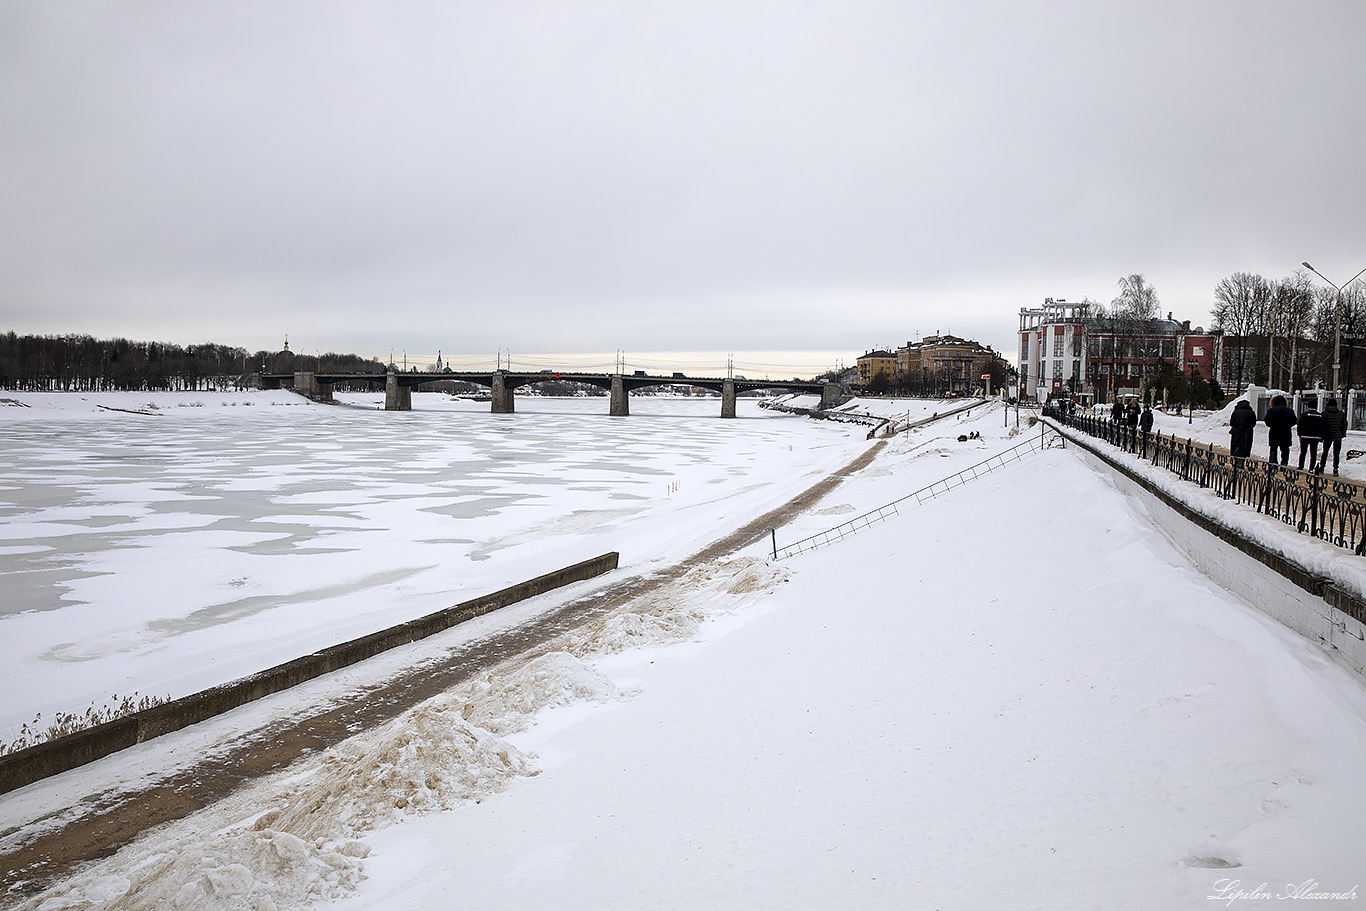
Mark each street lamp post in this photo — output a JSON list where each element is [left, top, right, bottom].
[[1302, 261, 1366, 396]]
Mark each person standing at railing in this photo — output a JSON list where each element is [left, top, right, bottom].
[[1111, 399, 1124, 424], [1230, 399, 1256, 463], [1320, 397, 1346, 476], [1297, 402, 1324, 472], [1139, 403, 1154, 455], [1263, 394, 1296, 466], [1125, 399, 1140, 452]]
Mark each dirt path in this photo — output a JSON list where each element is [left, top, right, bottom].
[[0, 439, 886, 901]]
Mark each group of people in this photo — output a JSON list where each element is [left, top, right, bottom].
[[1228, 395, 1346, 475], [1109, 398, 1154, 451], [1109, 399, 1155, 430]]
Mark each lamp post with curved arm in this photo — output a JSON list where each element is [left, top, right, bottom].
[[1302, 261, 1366, 395]]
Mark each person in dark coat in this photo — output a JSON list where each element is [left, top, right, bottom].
[[1139, 403, 1154, 452], [1123, 400, 1139, 451], [1297, 402, 1325, 471], [1320, 397, 1347, 475], [1263, 394, 1297, 466], [1229, 399, 1256, 462], [1111, 399, 1124, 423]]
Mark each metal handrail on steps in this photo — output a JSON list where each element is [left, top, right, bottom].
[[772, 425, 1059, 559]]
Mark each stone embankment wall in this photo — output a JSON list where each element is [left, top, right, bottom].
[[0, 552, 620, 795], [1056, 425, 1366, 678]]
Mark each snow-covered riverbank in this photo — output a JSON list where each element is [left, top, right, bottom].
[[4, 396, 1365, 910]]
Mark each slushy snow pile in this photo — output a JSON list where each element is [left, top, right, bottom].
[[13, 555, 784, 911]]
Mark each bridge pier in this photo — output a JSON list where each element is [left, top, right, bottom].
[[385, 373, 411, 411], [721, 379, 736, 418], [491, 374, 515, 413], [820, 383, 842, 410], [293, 372, 334, 402], [610, 375, 629, 416]]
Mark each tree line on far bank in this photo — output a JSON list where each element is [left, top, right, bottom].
[[0, 332, 388, 392]]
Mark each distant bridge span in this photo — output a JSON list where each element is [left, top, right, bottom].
[[262, 371, 844, 416]]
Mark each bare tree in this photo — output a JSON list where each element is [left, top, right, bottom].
[[1270, 271, 1316, 389], [1112, 274, 1161, 397], [1113, 273, 1160, 323], [1212, 272, 1271, 392]]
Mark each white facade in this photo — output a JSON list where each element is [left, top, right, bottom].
[[1018, 299, 1088, 403]]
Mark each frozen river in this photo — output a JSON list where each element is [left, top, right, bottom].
[[0, 390, 867, 738]]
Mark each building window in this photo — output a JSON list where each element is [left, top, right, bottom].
[[1053, 335, 1063, 358], [1021, 338, 1029, 362], [1053, 361, 1063, 379], [1193, 346, 1204, 356]]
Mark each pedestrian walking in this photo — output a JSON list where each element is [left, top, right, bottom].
[[1320, 397, 1347, 476], [1229, 399, 1256, 462], [1125, 400, 1140, 451], [1297, 402, 1324, 471], [1263, 394, 1296, 466]]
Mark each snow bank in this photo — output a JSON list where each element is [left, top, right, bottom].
[[1050, 419, 1366, 606]]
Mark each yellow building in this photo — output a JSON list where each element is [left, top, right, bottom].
[[857, 350, 897, 385], [896, 334, 1003, 395]]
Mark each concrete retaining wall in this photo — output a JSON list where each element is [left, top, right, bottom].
[[1059, 428, 1366, 678], [0, 552, 620, 795]]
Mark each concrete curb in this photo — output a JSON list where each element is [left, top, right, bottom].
[[0, 552, 620, 795]]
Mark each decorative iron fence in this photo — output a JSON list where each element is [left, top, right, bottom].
[[1042, 407, 1366, 556], [773, 425, 1058, 559]]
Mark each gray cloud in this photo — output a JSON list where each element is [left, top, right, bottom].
[[2, 0, 1363, 367]]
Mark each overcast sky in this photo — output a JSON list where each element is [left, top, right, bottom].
[[2, 0, 1364, 373]]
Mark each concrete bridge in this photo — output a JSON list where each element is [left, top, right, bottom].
[[263, 371, 844, 416]]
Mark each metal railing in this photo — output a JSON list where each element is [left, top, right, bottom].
[[1043, 407, 1366, 556], [773, 425, 1058, 559]]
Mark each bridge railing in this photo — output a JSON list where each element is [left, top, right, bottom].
[[1043, 406, 1366, 556], [773, 426, 1058, 560]]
